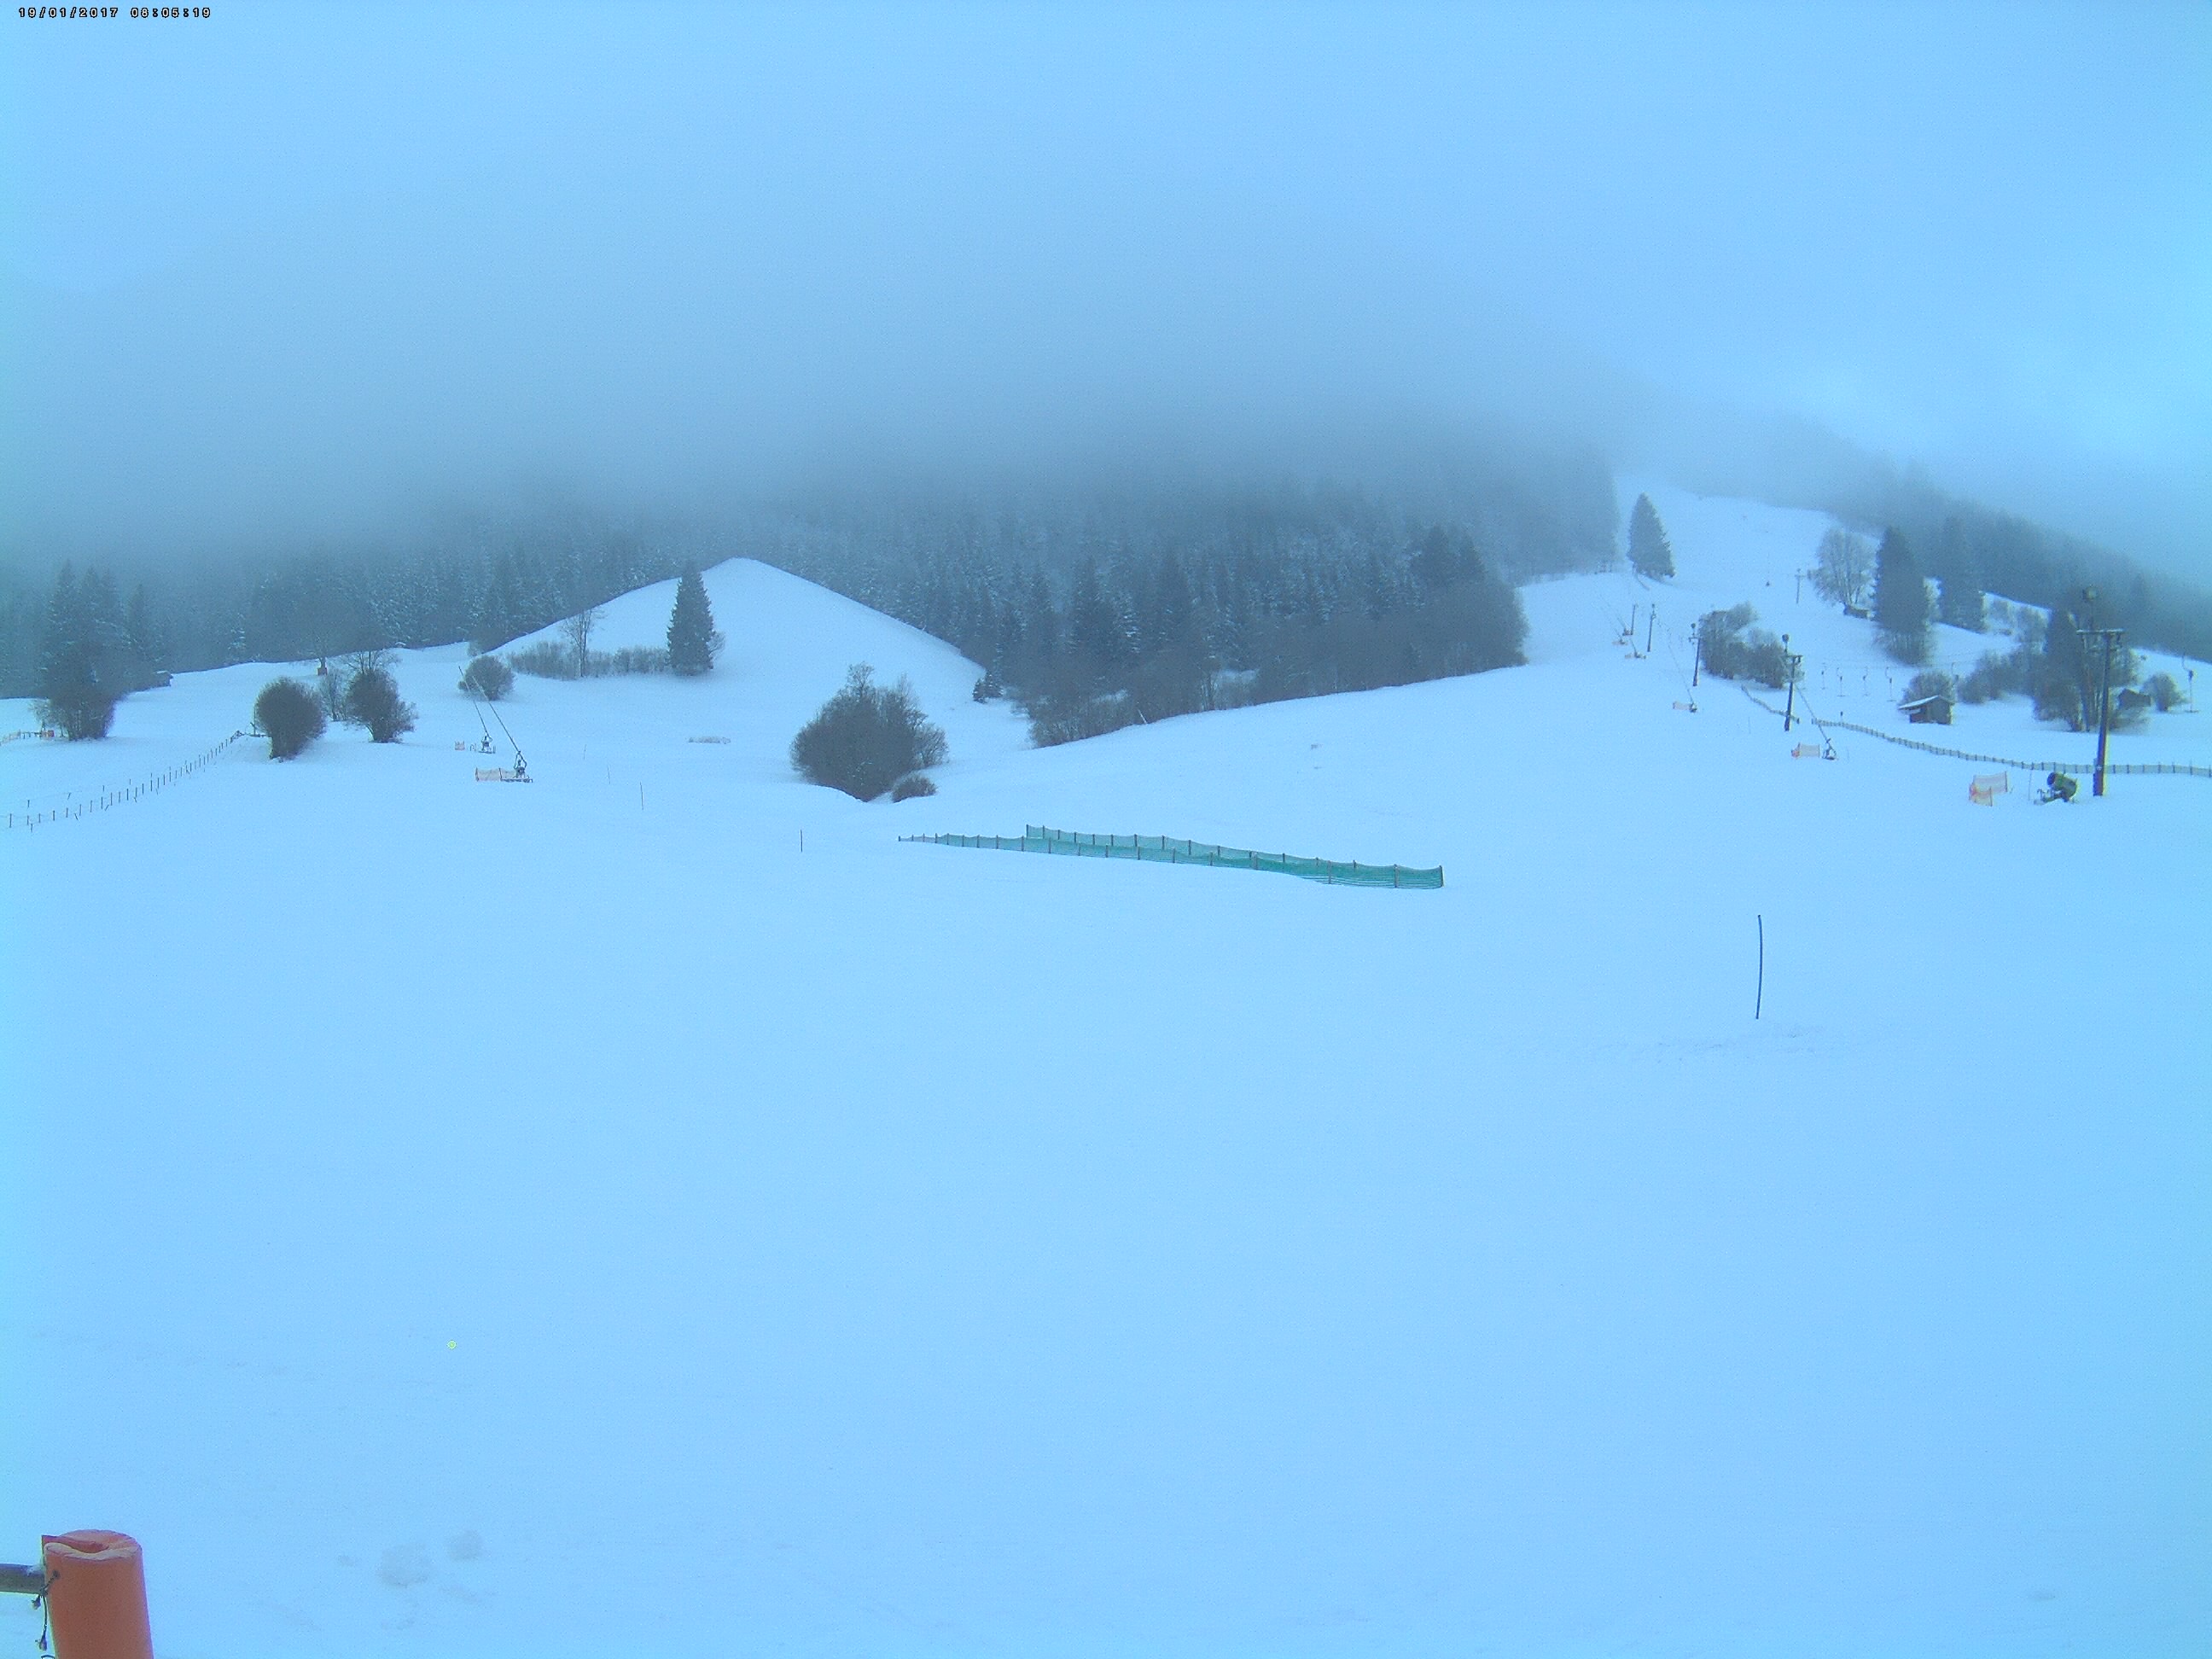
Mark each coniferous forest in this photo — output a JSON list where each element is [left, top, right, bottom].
[[0, 452, 1618, 744], [8, 443, 2209, 746]]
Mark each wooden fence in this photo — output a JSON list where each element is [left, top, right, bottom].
[[6, 731, 251, 830]]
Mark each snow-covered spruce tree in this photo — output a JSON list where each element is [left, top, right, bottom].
[[667, 566, 720, 676], [2031, 608, 2141, 731], [1627, 493, 1674, 579], [34, 563, 120, 740], [253, 677, 327, 760], [790, 664, 948, 800], [1931, 517, 1985, 632], [1871, 528, 1931, 665]]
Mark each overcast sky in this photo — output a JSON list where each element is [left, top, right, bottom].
[[3, 1, 2206, 572]]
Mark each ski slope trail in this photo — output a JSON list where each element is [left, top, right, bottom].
[[3, 499, 2206, 1657]]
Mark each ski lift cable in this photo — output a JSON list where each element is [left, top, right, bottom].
[[465, 684, 528, 777], [465, 688, 497, 752], [1659, 614, 1699, 698]]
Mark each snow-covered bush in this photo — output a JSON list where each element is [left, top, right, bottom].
[[459, 655, 515, 701], [1696, 603, 1790, 688], [790, 664, 948, 801], [1903, 670, 1956, 705], [34, 688, 117, 741], [341, 665, 417, 743], [254, 677, 327, 760], [890, 773, 937, 801]]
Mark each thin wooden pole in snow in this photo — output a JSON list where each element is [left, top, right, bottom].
[[1755, 915, 1765, 1020]]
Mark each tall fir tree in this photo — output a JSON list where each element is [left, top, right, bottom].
[[1627, 494, 1675, 579], [1931, 516, 1986, 632], [34, 562, 120, 738], [125, 581, 166, 669], [1065, 558, 1126, 687], [2032, 605, 2093, 730], [36, 563, 84, 696], [667, 564, 719, 675], [474, 552, 521, 653], [1871, 527, 1932, 664]]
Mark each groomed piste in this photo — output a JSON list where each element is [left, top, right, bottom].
[[901, 824, 1445, 888]]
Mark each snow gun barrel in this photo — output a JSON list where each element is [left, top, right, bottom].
[[27, 1530, 157, 1659]]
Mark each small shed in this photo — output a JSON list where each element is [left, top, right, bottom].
[[1900, 692, 1954, 725]]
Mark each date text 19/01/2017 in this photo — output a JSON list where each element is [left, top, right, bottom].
[[18, 6, 216, 20]]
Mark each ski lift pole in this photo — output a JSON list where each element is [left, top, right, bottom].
[[486, 696, 527, 779], [468, 684, 529, 779]]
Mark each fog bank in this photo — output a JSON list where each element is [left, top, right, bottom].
[[3, 3, 2205, 573]]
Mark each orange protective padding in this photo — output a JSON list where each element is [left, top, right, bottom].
[[40, 1531, 154, 1659]]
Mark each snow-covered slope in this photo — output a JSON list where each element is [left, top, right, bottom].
[[3, 494, 2205, 1658]]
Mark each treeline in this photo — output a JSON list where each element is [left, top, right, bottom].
[[748, 470, 1610, 742], [0, 518, 692, 701], [3, 457, 1615, 743], [1699, 579, 2176, 737], [1773, 471, 2212, 666]]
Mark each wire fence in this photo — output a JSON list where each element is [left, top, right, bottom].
[[6, 731, 252, 831], [1733, 687, 2211, 778], [901, 824, 1446, 888]]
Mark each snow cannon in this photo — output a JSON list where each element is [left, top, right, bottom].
[[0, 1532, 157, 1659]]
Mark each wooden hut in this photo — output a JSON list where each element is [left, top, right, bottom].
[[1900, 692, 1954, 725]]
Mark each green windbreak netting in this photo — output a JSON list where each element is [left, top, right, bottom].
[[899, 825, 1444, 889]]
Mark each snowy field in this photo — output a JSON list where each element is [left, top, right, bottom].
[[3, 484, 2207, 1657]]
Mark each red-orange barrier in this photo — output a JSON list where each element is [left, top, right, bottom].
[[40, 1532, 154, 1659]]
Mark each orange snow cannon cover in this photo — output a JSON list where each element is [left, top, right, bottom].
[[39, 1531, 154, 1659]]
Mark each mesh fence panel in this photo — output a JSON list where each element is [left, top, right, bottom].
[[900, 825, 1443, 888]]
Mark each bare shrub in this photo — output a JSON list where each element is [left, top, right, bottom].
[[509, 640, 668, 678], [509, 641, 578, 679], [890, 773, 938, 801], [597, 645, 670, 675], [564, 606, 602, 676], [1959, 651, 2015, 704]]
